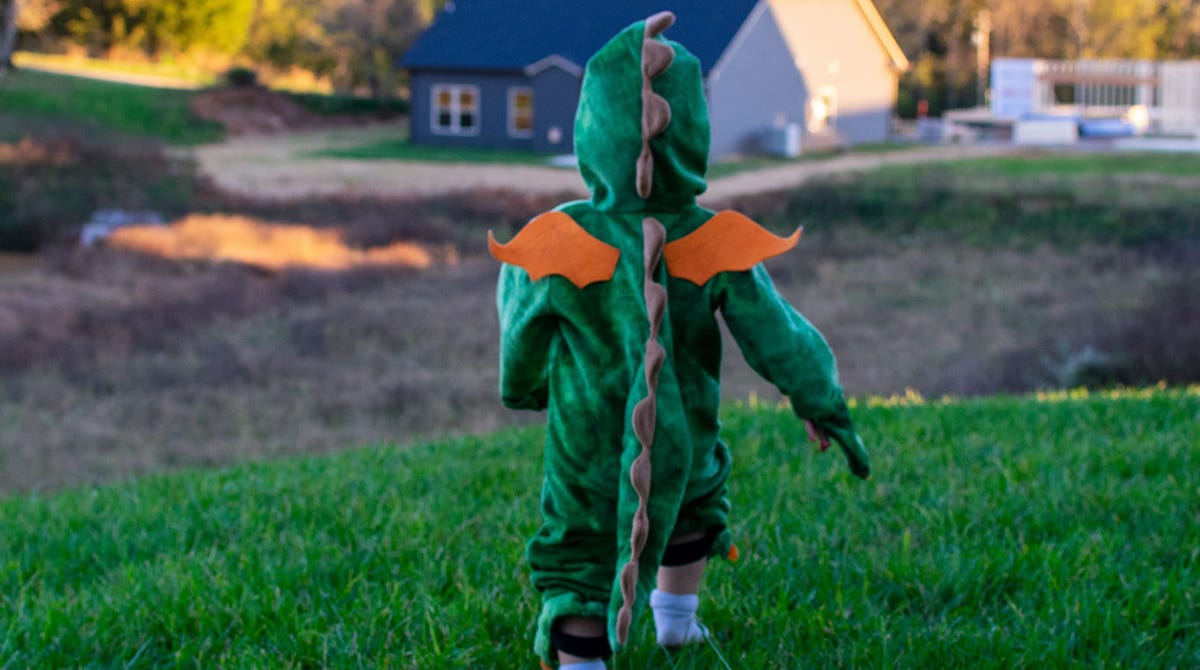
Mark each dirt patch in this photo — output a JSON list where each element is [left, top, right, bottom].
[[189, 132, 1016, 202], [189, 126, 587, 200], [189, 87, 367, 137]]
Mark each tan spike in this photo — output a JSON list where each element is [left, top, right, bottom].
[[630, 505, 649, 554], [616, 216, 669, 646], [642, 215, 667, 262], [644, 340, 665, 388], [630, 462, 652, 514], [636, 146, 654, 199], [643, 40, 675, 79], [636, 13, 674, 202], [645, 11, 675, 37], [642, 92, 672, 141], [632, 397, 656, 446]]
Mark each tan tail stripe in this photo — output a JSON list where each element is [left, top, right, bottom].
[[616, 215, 668, 644]]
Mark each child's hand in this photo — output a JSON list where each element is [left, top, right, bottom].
[[804, 420, 831, 453]]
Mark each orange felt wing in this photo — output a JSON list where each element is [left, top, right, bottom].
[[488, 211, 620, 289], [664, 210, 802, 286]]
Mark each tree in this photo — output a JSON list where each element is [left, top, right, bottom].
[[41, 0, 251, 58], [124, 0, 255, 57], [50, 0, 131, 56], [874, 0, 988, 114], [1, 0, 17, 75], [1159, 0, 1200, 57], [414, 0, 444, 22], [321, 0, 424, 96], [875, 0, 1200, 116], [14, 0, 58, 31], [243, 0, 434, 95], [1045, 0, 1163, 58], [243, 0, 336, 78]]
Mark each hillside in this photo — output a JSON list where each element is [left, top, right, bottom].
[[2, 390, 1197, 668]]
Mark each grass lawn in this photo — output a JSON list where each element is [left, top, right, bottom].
[[307, 136, 564, 166], [708, 142, 915, 179], [894, 150, 1200, 179], [758, 154, 1200, 251], [0, 69, 223, 144], [2, 389, 1197, 668], [313, 138, 917, 172]]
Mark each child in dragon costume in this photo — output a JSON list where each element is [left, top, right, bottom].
[[490, 12, 870, 669]]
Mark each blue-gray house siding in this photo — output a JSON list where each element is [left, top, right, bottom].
[[530, 67, 581, 153], [707, 2, 808, 157], [401, 0, 759, 155], [402, 0, 906, 157], [409, 67, 581, 154]]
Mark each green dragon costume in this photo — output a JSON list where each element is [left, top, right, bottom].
[[490, 12, 869, 665]]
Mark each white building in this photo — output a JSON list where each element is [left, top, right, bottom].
[[991, 57, 1200, 136]]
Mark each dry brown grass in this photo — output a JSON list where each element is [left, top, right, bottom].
[[0, 256, 506, 494], [0, 252, 37, 276], [1, 224, 1185, 495], [0, 130, 210, 252], [107, 214, 437, 271], [720, 235, 1166, 400]]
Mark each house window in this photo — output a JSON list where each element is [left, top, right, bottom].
[[432, 84, 480, 135], [508, 87, 534, 138]]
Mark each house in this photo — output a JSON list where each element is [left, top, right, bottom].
[[401, 0, 908, 157]]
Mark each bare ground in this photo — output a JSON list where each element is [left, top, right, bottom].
[[187, 126, 1019, 202], [186, 126, 588, 200]]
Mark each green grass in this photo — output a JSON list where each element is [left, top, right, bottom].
[[708, 142, 914, 178], [750, 158, 1200, 251], [917, 151, 1200, 178], [317, 139, 914, 171], [308, 136, 563, 166], [2, 389, 1198, 668], [707, 155, 796, 179], [0, 69, 224, 144], [711, 145, 1200, 181]]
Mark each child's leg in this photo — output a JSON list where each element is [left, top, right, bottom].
[[555, 616, 609, 667], [656, 531, 709, 594], [651, 532, 711, 647]]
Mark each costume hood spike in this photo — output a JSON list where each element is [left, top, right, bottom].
[[575, 11, 709, 213]]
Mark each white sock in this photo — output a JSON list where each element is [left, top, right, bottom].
[[560, 661, 606, 670], [650, 589, 708, 647]]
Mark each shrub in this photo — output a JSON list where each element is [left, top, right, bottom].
[[979, 259, 1200, 392], [224, 67, 259, 88], [0, 131, 210, 251], [1107, 269, 1200, 385], [283, 91, 409, 119], [734, 169, 1200, 250]]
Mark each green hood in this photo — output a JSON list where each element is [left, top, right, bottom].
[[574, 17, 710, 214]]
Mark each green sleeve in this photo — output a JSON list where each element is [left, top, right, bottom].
[[496, 266, 558, 411], [717, 265, 870, 478]]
